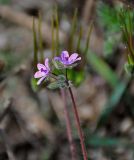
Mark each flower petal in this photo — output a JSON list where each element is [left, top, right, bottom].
[[34, 71, 43, 78], [37, 63, 46, 70], [61, 51, 69, 60], [75, 57, 81, 61], [37, 76, 46, 85], [45, 58, 50, 70], [54, 57, 61, 61], [68, 53, 78, 62]]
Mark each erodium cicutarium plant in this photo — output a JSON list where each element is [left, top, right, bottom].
[[34, 50, 88, 160]]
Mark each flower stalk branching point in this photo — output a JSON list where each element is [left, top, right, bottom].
[[34, 51, 88, 160]]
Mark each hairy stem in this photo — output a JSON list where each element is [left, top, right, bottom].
[[60, 89, 77, 160], [68, 87, 88, 160], [65, 69, 88, 160]]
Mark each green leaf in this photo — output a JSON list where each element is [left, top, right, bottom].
[[124, 63, 134, 75], [86, 50, 119, 88], [57, 75, 66, 82], [47, 80, 67, 90], [86, 134, 134, 148], [103, 36, 119, 56], [67, 69, 85, 86], [48, 75, 67, 90], [128, 54, 134, 65], [31, 78, 38, 92], [96, 77, 130, 129], [97, 2, 121, 33], [47, 81, 60, 90]]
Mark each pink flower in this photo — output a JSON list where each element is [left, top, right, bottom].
[[54, 51, 81, 66], [34, 58, 50, 85]]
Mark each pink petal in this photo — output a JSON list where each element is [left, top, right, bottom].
[[34, 71, 43, 78], [68, 53, 79, 62], [45, 58, 50, 70], [37, 76, 46, 85], [61, 51, 69, 60], [37, 63, 46, 70], [75, 57, 81, 61]]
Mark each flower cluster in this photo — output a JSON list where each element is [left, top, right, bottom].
[[34, 50, 81, 86]]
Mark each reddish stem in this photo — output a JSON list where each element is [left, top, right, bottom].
[[68, 87, 88, 160], [60, 89, 77, 160]]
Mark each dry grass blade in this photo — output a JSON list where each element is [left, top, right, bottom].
[[38, 11, 44, 62], [0, 5, 66, 46], [33, 17, 38, 71]]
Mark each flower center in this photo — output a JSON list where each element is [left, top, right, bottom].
[[41, 68, 48, 73], [65, 57, 69, 61]]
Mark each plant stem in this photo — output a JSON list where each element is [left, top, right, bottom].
[[60, 89, 77, 160], [65, 69, 88, 159], [68, 87, 88, 160]]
